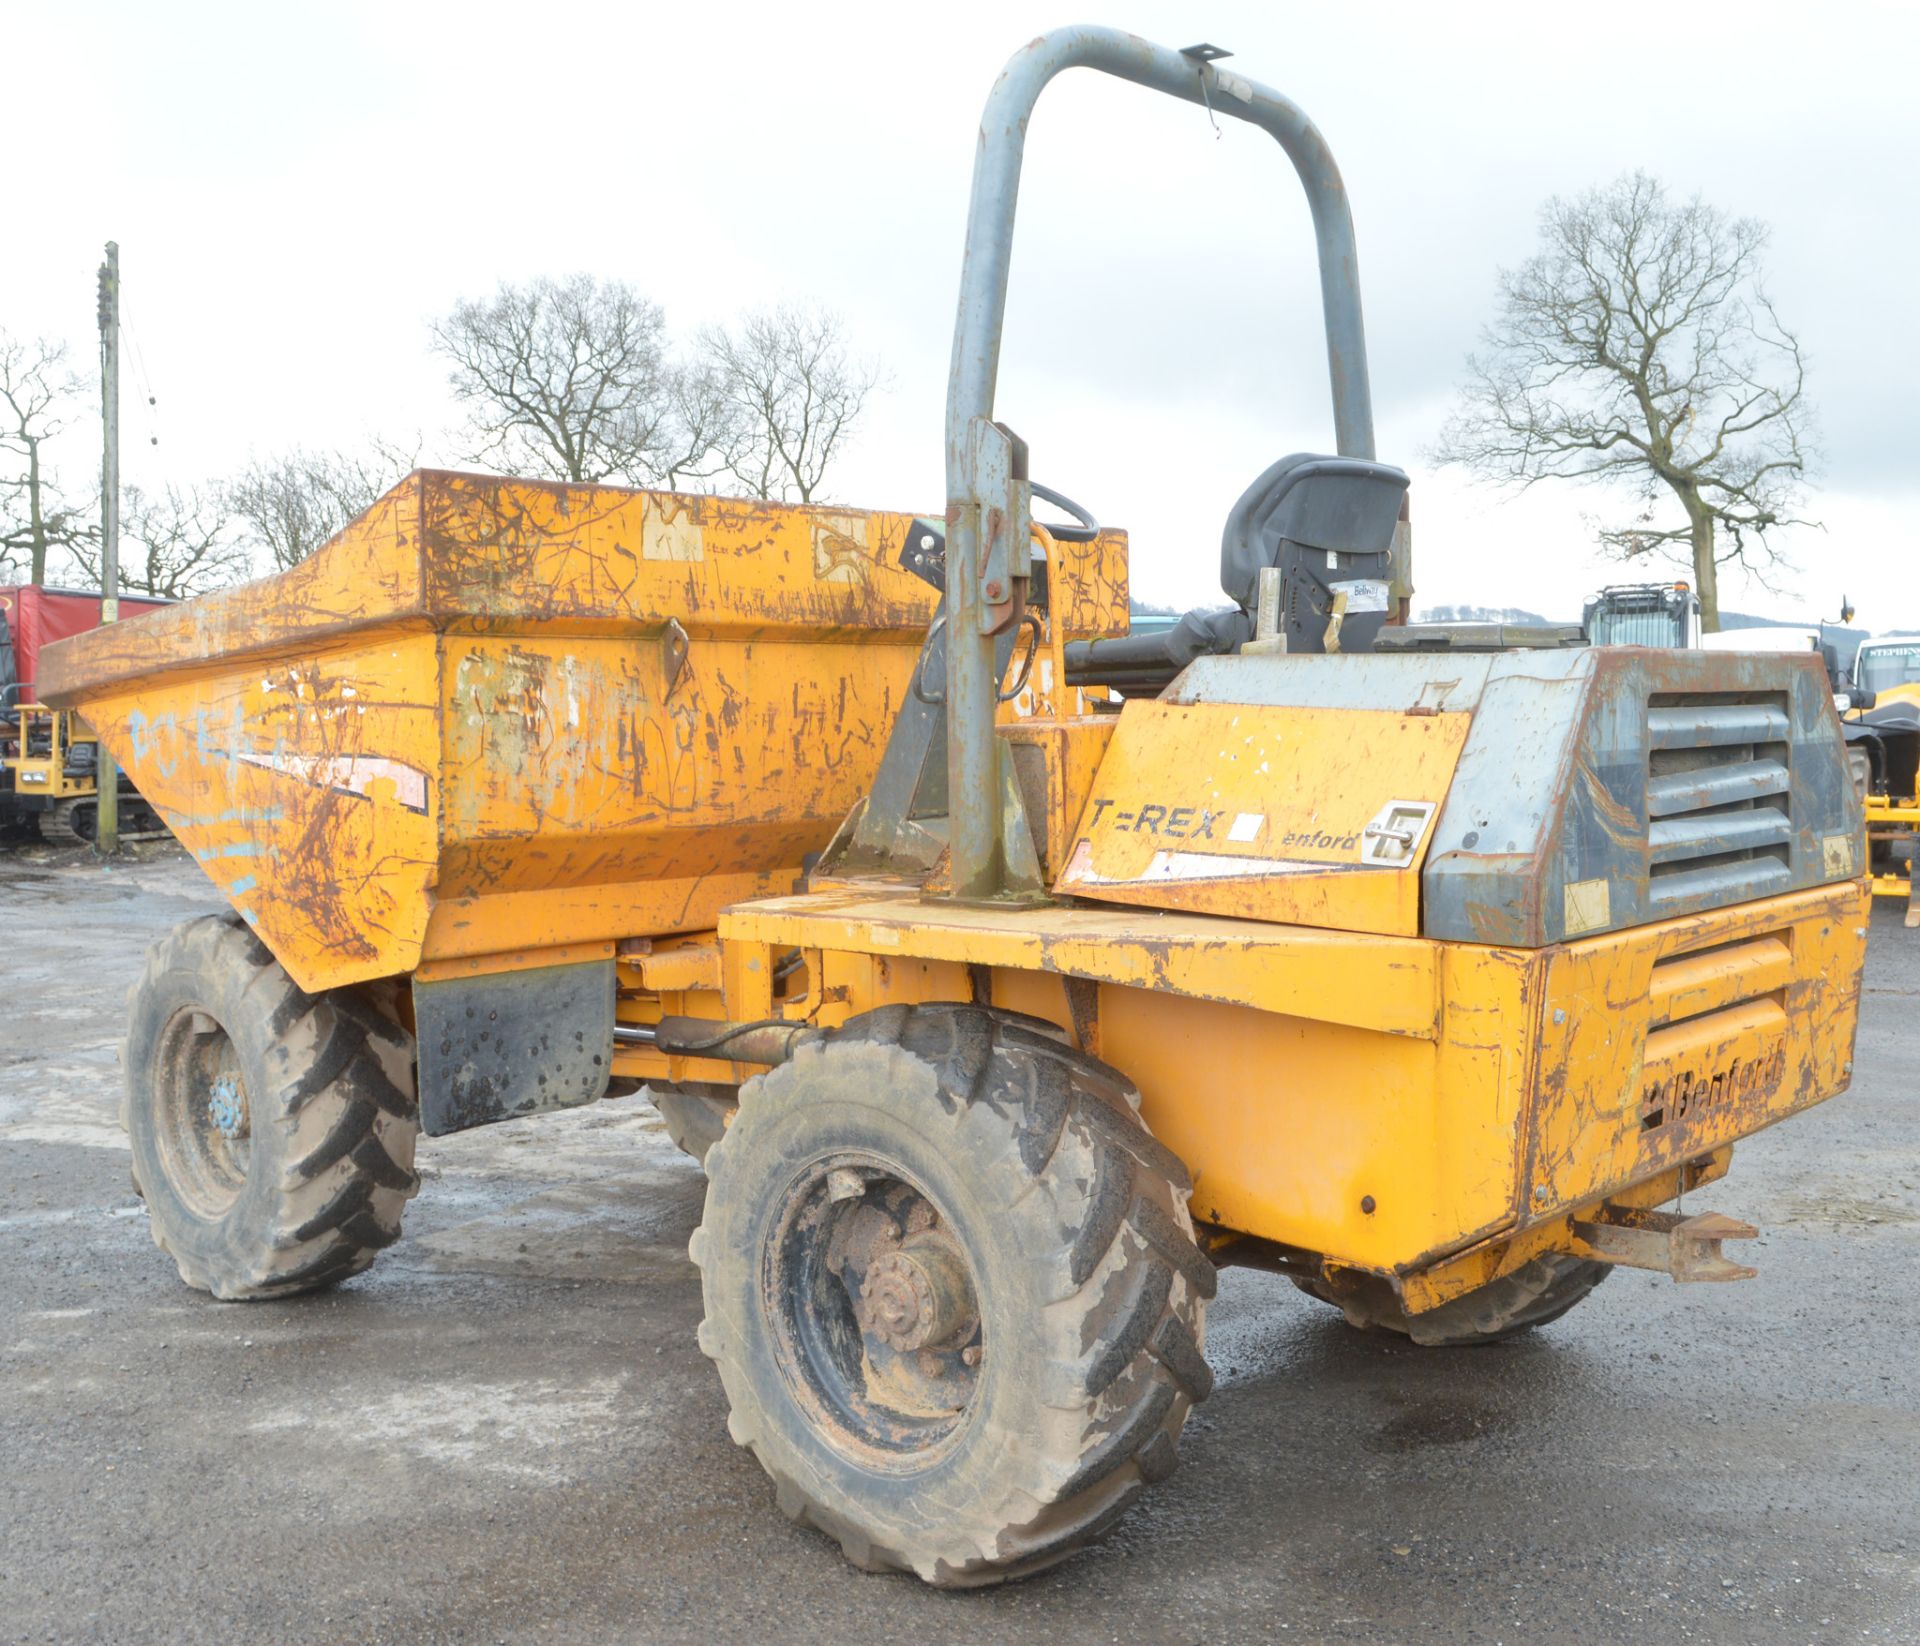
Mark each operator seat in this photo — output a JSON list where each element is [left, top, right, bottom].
[[1065, 453, 1409, 697]]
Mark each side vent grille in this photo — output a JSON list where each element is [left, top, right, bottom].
[[1646, 694, 1792, 909], [1639, 932, 1791, 1134]]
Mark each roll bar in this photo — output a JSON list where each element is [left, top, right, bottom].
[[942, 27, 1378, 899]]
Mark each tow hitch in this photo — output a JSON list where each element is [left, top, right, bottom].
[[1570, 1204, 1759, 1283]]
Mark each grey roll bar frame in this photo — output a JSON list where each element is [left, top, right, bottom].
[[941, 26, 1378, 900]]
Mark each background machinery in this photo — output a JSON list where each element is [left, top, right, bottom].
[[0, 585, 168, 844], [1582, 582, 1701, 649], [40, 28, 1871, 1586], [1841, 635, 1920, 923], [1685, 609, 1915, 925]]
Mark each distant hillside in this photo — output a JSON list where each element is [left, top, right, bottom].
[[1721, 612, 1920, 633], [1719, 611, 1816, 630], [1415, 604, 1550, 624]]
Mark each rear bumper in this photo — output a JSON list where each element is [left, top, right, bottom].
[[1522, 878, 1868, 1221], [1388, 880, 1868, 1312]]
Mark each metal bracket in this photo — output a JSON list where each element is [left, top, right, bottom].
[[661, 617, 691, 695], [813, 597, 1032, 883], [966, 418, 1029, 636], [1570, 1204, 1759, 1283]]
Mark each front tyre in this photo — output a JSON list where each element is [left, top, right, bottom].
[[691, 1005, 1214, 1586], [124, 913, 420, 1300]]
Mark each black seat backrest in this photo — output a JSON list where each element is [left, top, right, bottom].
[[1220, 453, 1409, 654]]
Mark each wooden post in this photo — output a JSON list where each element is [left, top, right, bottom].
[[95, 242, 120, 854]]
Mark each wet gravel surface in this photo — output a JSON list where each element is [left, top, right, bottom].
[[2, 846, 1915, 1644]]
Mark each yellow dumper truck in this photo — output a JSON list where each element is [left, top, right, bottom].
[[42, 28, 1870, 1586]]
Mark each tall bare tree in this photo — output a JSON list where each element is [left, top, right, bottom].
[[658, 360, 745, 492], [1, 334, 96, 585], [226, 438, 418, 572], [66, 483, 249, 599], [432, 274, 693, 486], [1433, 172, 1814, 629], [702, 305, 879, 502]]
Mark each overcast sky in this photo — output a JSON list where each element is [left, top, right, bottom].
[[7, 1, 1918, 623]]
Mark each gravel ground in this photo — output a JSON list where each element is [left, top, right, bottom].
[[2, 844, 1915, 1645]]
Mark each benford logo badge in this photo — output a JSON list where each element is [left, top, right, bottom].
[[1640, 1045, 1787, 1133]]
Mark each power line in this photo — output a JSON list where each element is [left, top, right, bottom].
[[119, 301, 161, 448]]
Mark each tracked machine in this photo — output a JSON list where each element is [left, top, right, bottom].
[[41, 29, 1871, 1585]]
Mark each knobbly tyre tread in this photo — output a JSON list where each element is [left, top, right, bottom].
[[124, 913, 421, 1300], [1296, 1252, 1611, 1346], [691, 1002, 1213, 1586]]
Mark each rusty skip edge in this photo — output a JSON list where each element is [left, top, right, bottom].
[[39, 471, 1132, 708]]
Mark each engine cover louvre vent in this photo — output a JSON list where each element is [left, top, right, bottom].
[[1645, 694, 1793, 910]]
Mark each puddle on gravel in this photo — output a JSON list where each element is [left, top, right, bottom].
[[1364, 1401, 1499, 1454]]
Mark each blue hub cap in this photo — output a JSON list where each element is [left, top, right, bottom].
[[208, 1076, 248, 1142]]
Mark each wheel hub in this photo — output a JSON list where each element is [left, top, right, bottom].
[[858, 1235, 976, 1352], [153, 1010, 253, 1220], [207, 1075, 249, 1142], [767, 1159, 986, 1464]]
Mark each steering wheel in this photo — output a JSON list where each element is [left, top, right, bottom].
[[1030, 481, 1100, 544]]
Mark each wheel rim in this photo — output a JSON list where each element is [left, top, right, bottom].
[[765, 1155, 984, 1469], [153, 1008, 253, 1220]]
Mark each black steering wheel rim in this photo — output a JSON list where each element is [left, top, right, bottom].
[[1030, 481, 1099, 544]]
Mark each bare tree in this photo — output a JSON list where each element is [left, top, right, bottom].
[[1433, 172, 1815, 629], [657, 360, 744, 492], [431, 274, 689, 486], [702, 305, 879, 503], [66, 483, 249, 599], [226, 437, 419, 572], [0, 335, 97, 585]]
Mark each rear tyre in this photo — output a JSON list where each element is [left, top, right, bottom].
[[691, 1004, 1214, 1585], [124, 913, 421, 1300], [1296, 1252, 1610, 1346], [646, 1083, 736, 1166]]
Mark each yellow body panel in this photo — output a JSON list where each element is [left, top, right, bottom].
[[719, 888, 1441, 1037], [1000, 715, 1117, 881], [79, 632, 443, 975], [1868, 681, 1920, 713], [1056, 701, 1469, 934], [718, 878, 1867, 1276]]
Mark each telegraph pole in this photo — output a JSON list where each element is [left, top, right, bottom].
[[95, 242, 120, 855]]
